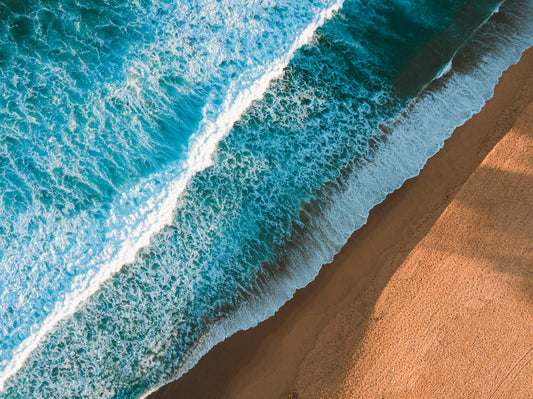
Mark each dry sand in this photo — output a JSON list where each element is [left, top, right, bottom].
[[150, 47, 533, 399]]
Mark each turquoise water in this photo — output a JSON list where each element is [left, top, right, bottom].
[[0, 0, 532, 397]]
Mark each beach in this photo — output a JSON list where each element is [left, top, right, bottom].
[[1, 0, 532, 396], [150, 46, 533, 399]]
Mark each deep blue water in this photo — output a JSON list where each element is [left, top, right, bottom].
[[0, 0, 532, 397]]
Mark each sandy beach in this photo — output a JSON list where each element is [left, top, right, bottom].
[[150, 46, 533, 399]]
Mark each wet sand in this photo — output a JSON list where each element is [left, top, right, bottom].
[[150, 46, 533, 399]]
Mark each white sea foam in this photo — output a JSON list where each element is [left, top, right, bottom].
[[141, 1, 533, 395], [436, 60, 452, 79], [0, 0, 345, 391]]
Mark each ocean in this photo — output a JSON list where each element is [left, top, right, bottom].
[[0, 0, 532, 397]]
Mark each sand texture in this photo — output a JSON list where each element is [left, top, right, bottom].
[[150, 48, 533, 399], [332, 98, 533, 399]]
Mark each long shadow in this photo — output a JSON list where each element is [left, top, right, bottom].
[[332, 146, 533, 397], [420, 159, 533, 305], [148, 48, 533, 399]]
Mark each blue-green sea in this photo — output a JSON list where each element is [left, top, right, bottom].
[[0, 0, 532, 397]]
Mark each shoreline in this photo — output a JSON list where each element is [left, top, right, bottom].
[[150, 46, 533, 399]]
